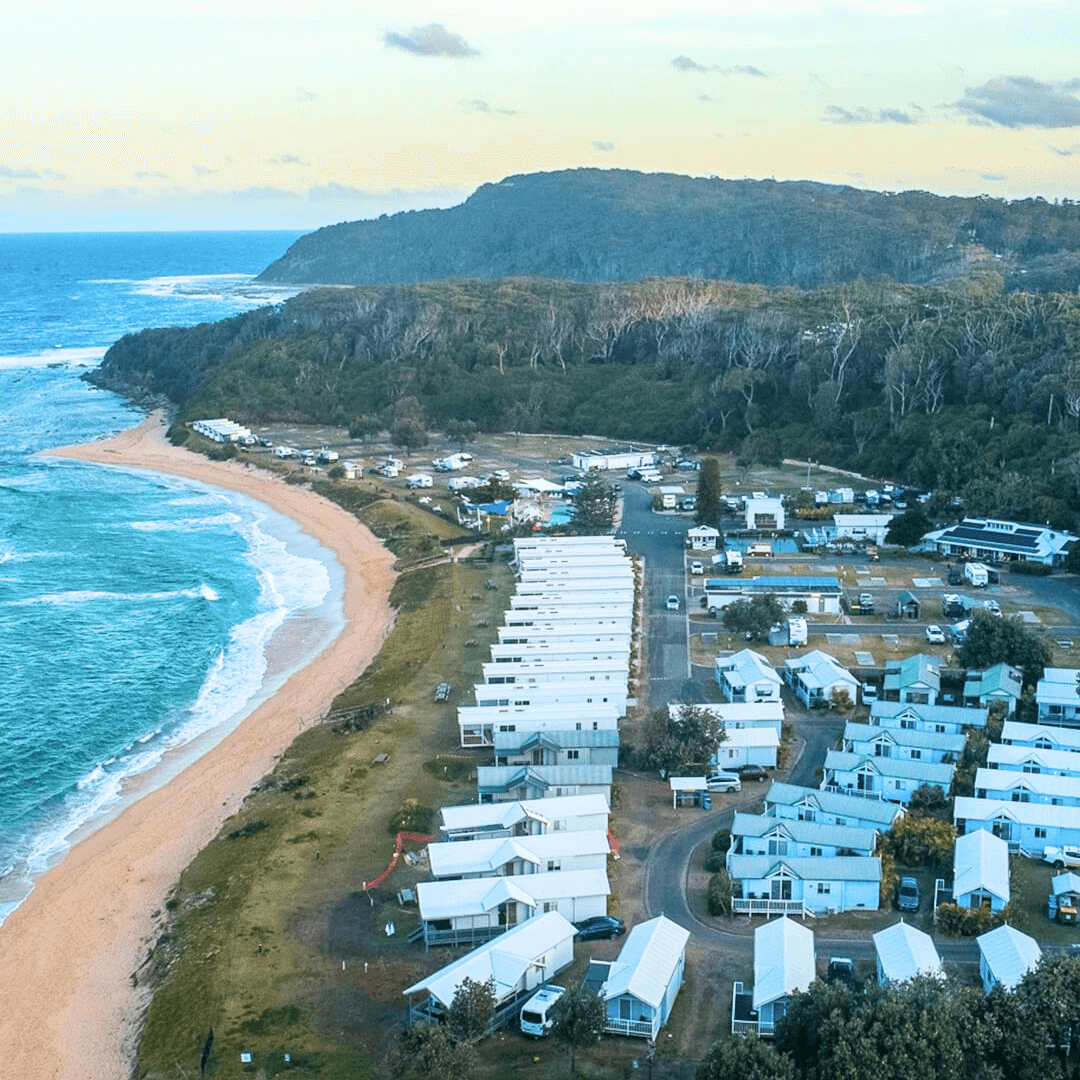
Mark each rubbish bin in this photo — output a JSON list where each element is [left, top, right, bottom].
[[1048, 893, 1059, 921], [702, 791, 712, 811]]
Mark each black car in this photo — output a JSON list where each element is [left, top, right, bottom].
[[573, 915, 626, 941], [826, 957, 857, 990], [736, 764, 769, 782]]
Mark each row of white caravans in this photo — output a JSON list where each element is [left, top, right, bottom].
[[458, 536, 633, 749]]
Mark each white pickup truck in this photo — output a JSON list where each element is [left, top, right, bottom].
[[1043, 845, 1080, 870]]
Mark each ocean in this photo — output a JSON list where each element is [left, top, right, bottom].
[[0, 231, 340, 924]]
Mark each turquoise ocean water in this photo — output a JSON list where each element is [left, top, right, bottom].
[[0, 231, 341, 923]]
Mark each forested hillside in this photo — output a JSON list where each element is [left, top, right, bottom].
[[257, 169, 1080, 292], [90, 274, 1080, 525]]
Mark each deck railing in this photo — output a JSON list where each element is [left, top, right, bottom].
[[603, 1017, 657, 1039], [732, 897, 808, 917]]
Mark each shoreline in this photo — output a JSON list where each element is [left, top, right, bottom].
[[0, 413, 397, 1080]]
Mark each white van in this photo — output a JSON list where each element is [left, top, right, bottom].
[[520, 984, 565, 1037], [405, 473, 433, 489]]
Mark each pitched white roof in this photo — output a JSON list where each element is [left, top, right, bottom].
[[765, 782, 905, 828], [417, 869, 610, 920], [428, 829, 610, 878], [873, 921, 943, 983], [824, 750, 954, 786], [753, 916, 816, 1010], [955, 797, 1080, 829], [784, 649, 857, 691], [718, 726, 781, 750], [975, 767, 1080, 799], [977, 924, 1041, 990], [715, 649, 782, 689], [1000, 722, 1080, 752], [600, 915, 690, 1009], [440, 793, 609, 833], [987, 743, 1080, 774], [953, 828, 1010, 904], [404, 911, 576, 1007]]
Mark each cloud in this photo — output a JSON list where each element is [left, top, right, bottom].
[[135, 170, 169, 181], [383, 23, 479, 58], [824, 105, 917, 125], [274, 153, 307, 165], [294, 87, 316, 103], [42, 169, 66, 181], [592, 141, 615, 152], [0, 164, 40, 180], [956, 77, 1080, 129], [671, 56, 766, 77], [672, 55, 707, 73], [460, 99, 517, 116], [193, 165, 217, 177]]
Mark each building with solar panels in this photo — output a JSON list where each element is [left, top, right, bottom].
[[923, 517, 1077, 567]]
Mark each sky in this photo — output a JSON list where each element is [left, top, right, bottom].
[[2, 0, 1079, 231]]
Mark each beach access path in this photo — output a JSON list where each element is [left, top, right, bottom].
[[0, 413, 397, 1080]]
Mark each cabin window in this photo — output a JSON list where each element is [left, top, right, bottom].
[[1035, 827, 1047, 838], [566, 750, 580, 760]]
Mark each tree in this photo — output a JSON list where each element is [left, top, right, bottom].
[[697, 1035, 795, 1080], [883, 812, 956, 868], [642, 704, 727, 775], [549, 982, 606, 1074], [446, 977, 496, 1044], [571, 472, 617, 534], [885, 507, 934, 547], [391, 418, 429, 455], [695, 456, 724, 528], [445, 418, 478, 450], [385, 1023, 477, 1080], [721, 595, 785, 641], [956, 610, 1052, 690], [348, 414, 381, 442], [1011, 953, 1080, 1079]]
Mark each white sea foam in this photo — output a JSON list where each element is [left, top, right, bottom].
[[127, 512, 243, 532], [8, 584, 222, 607], [0, 347, 107, 370]]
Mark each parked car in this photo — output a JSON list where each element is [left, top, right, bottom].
[[897, 876, 921, 912], [520, 984, 565, 1038], [925, 624, 946, 643], [666, 594, 680, 611], [690, 561, 705, 575], [736, 763, 769, 782], [705, 772, 742, 793], [983, 599, 1002, 617], [573, 915, 626, 940], [826, 957, 857, 990], [1043, 845, 1080, 870]]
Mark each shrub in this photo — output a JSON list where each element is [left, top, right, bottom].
[[936, 902, 995, 936], [1008, 561, 1052, 576], [707, 870, 733, 916], [705, 852, 727, 873], [711, 828, 732, 853], [389, 798, 435, 836]]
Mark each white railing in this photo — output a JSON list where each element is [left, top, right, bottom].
[[732, 897, 807, 917], [603, 1017, 657, 1039]]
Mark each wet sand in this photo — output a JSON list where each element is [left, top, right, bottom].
[[0, 414, 396, 1080]]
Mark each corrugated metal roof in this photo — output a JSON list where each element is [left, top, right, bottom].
[[403, 911, 577, 1006], [953, 828, 1010, 903], [753, 916, 816, 1010], [417, 869, 610, 920], [873, 921, 943, 983], [428, 829, 610, 878], [440, 793, 609, 832], [765, 782, 904, 827], [728, 854, 882, 882], [977, 924, 1041, 990], [731, 812, 878, 852], [825, 750, 954, 785], [600, 915, 690, 1010]]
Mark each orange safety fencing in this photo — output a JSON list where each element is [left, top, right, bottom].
[[362, 831, 434, 891]]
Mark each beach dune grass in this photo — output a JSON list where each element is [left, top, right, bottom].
[[135, 556, 512, 1078]]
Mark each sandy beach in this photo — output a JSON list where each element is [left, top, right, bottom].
[[0, 414, 397, 1080]]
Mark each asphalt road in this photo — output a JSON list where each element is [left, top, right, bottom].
[[617, 483, 694, 709]]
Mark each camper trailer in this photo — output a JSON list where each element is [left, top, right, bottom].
[[965, 563, 990, 588]]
